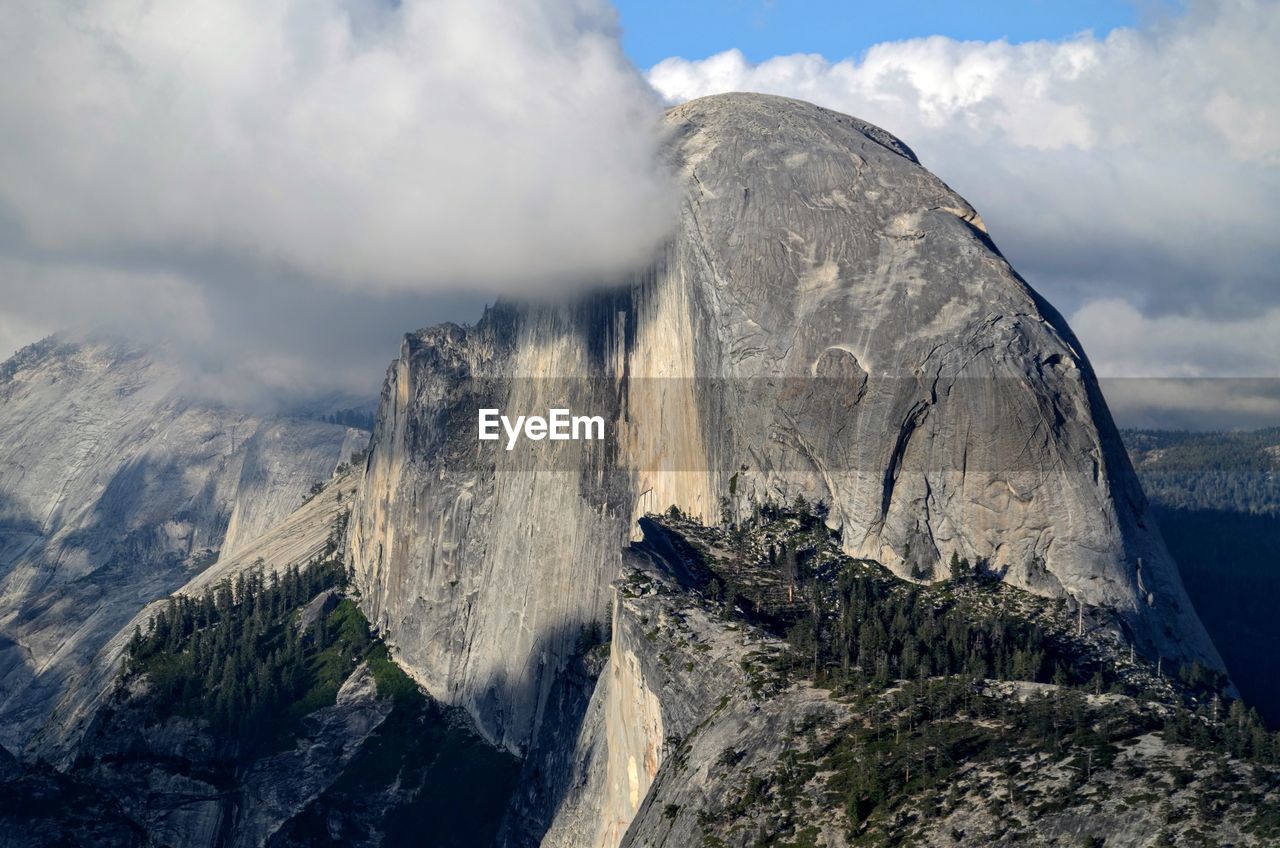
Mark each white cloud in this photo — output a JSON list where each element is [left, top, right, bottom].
[[649, 2, 1280, 164], [0, 0, 673, 294], [1070, 298, 1280, 378], [1099, 376, 1280, 430], [2, 0, 1277, 421], [0, 0, 680, 401], [0, 255, 485, 407], [647, 0, 1280, 389]]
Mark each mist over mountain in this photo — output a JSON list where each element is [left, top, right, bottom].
[[1, 83, 1278, 848], [349, 96, 1221, 754], [0, 335, 364, 748], [0, 0, 676, 403], [338, 94, 1262, 844]]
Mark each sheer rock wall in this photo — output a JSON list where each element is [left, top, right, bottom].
[[347, 93, 1222, 762]]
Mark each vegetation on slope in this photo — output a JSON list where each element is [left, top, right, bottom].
[[651, 498, 1280, 847], [1122, 427, 1280, 727], [663, 499, 1228, 705], [1124, 427, 1280, 514], [317, 407, 377, 432], [124, 558, 358, 754], [111, 524, 519, 845]]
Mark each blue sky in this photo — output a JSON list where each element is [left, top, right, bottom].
[[615, 0, 1159, 66]]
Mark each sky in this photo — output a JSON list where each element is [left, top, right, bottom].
[[637, 0, 1280, 427], [0, 0, 1276, 426], [614, 0, 1154, 66]]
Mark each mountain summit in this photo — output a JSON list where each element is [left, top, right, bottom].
[[347, 92, 1222, 764], [0, 94, 1258, 848]]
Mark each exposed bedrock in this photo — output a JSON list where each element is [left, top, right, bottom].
[[347, 92, 1223, 761], [0, 337, 361, 751]]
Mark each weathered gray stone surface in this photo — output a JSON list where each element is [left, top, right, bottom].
[[231, 663, 393, 848], [544, 519, 1271, 848], [0, 336, 362, 750], [348, 92, 1222, 771], [31, 467, 362, 764], [51, 661, 393, 848], [538, 538, 853, 848]]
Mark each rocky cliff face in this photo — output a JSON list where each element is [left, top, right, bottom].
[[30, 467, 364, 764], [347, 93, 1222, 766], [69, 661, 396, 848], [4, 550, 520, 848], [536, 528, 854, 848], [0, 336, 362, 750], [538, 516, 1277, 848]]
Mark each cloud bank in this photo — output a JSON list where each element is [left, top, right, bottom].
[[2, 0, 1276, 427], [0, 0, 674, 400], [649, 0, 1280, 410]]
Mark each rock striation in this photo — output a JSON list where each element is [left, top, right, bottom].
[[347, 92, 1223, 770], [30, 467, 363, 764], [537, 529, 854, 848], [0, 336, 362, 750], [540, 516, 1275, 848]]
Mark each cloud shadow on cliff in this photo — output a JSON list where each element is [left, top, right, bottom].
[[480, 622, 607, 847]]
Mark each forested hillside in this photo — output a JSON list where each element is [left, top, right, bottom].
[[1123, 428, 1280, 727], [1125, 428, 1280, 514], [611, 507, 1280, 847], [1, 542, 519, 847]]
